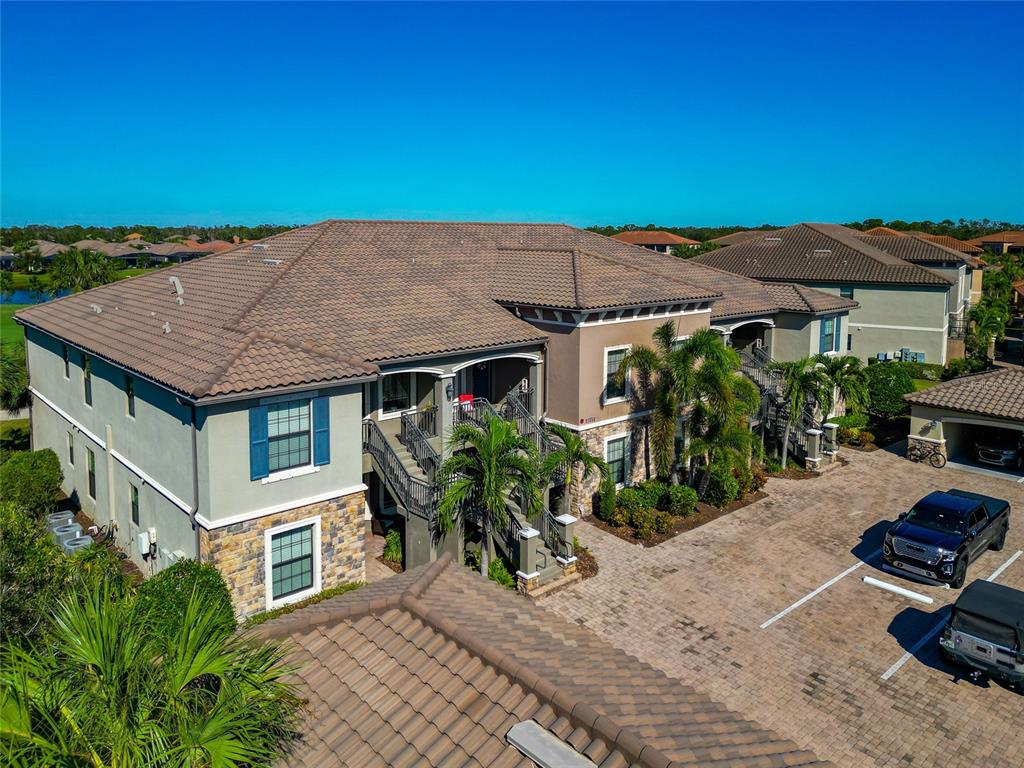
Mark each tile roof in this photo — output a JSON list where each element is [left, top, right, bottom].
[[708, 229, 780, 246], [258, 554, 829, 768], [968, 230, 1024, 247], [862, 226, 905, 237], [610, 230, 699, 246], [904, 367, 1024, 423], [70, 239, 141, 258], [911, 233, 984, 255], [690, 223, 954, 286], [855, 235, 969, 265], [17, 220, 859, 399]]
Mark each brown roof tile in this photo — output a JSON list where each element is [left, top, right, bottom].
[[856, 235, 970, 265], [257, 555, 830, 768], [708, 229, 780, 246], [611, 230, 699, 246], [967, 230, 1024, 247], [903, 367, 1024, 423], [691, 223, 954, 286]]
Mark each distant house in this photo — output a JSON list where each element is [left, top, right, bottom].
[[692, 223, 975, 364], [860, 228, 986, 304], [182, 238, 235, 253], [145, 242, 208, 264], [708, 229, 780, 247], [610, 230, 699, 253], [0, 239, 69, 270], [968, 230, 1024, 256]]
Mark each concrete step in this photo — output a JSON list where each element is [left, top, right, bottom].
[[528, 571, 582, 600]]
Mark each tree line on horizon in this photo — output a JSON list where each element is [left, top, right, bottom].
[[0, 223, 296, 248], [587, 217, 1022, 243]]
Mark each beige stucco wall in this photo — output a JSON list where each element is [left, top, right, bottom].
[[909, 405, 1024, 445]]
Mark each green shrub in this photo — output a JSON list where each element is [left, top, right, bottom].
[[0, 449, 63, 516], [0, 501, 69, 645], [943, 356, 986, 379], [245, 581, 363, 627], [859, 431, 875, 446], [634, 480, 667, 511], [630, 507, 657, 541], [704, 460, 740, 507], [596, 474, 617, 522], [897, 361, 943, 381], [666, 484, 697, 517], [832, 412, 869, 429], [383, 529, 402, 564], [750, 464, 768, 492], [71, 543, 134, 594], [464, 547, 481, 571], [136, 558, 235, 636], [615, 487, 644, 515], [864, 362, 915, 420], [654, 511, 673, 534], [487, 557, 515, 590], [734, 464, 755, 497], [764, 457, 782, 474], [610, 507, 629, 527]]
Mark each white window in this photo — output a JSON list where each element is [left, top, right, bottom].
[[603, 346, 630, 404], [380, 372, 415, 418], [67, 432, 74, 466], [264, 517, 321, 609], [267, 399, 311, 473], [605, 433, 629, 488]]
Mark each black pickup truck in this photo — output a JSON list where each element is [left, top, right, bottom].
[[883, 489, 1011, 588]]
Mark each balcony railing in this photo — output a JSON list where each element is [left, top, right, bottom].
[[949, 313, 968, 341], [403, 405, 437, 437], [363, 419, 435, 520]]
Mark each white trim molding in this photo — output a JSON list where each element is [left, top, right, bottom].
[[261, 464, 320, 485], [450, 352, 542, 372], [604, 431, 630, 488], [30, 387, 106, 449], [546, 409, 654, 432], [264, 515, 322, 611], [724, 317, 775, 332], [852, 322, 947, 333], [109, 448, 191, 513], [196, 483, 368, 530], [602, 344, 631, 405], [377, 371, 418, 421]]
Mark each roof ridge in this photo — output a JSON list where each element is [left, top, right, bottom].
[[191, 331, 260, 397], [570, 247, 584, 308]]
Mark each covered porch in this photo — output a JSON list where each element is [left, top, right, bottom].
[[715, 317, 775, 355]]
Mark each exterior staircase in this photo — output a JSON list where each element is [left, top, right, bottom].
[[739, 347, 823, 460]]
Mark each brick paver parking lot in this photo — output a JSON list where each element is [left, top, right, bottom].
[[540, 447, 1024, 767]]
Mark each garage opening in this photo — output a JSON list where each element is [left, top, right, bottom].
[[943, 421, 1023, 477]]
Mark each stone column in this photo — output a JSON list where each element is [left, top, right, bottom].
[[553, 514, 578, 575], [516, 527, 540, 593], [805, 428, 823, 469], [528, 360, 544, 419], [822, 422, 839, 462]]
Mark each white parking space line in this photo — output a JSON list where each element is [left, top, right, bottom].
[[862, 576, 934, 604], [879, 549, 1023, 682], [760, 549, 881, 629]]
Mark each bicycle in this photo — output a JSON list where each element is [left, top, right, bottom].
[[907, 441, 947, 468]]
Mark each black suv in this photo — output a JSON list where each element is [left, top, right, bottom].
[[883, 489, 1011, 588]]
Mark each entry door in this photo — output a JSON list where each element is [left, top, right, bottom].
[[472, 363, 490, 400]]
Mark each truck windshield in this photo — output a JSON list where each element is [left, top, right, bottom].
[[905, 504, 965, 535]]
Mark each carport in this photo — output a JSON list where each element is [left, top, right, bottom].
[[904, 367, 1024, 479]]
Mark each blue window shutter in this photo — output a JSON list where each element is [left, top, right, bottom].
[[249, 405, 269, 481], [819, 319, 828, 354], [313, 396, 330, 466]]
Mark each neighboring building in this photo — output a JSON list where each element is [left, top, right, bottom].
[[691, 223, 969, 364], [610, 229, 699, 253], [707, 229, 780, 247], [182, 238, 235, 253], [256, 554, 829, 768], [968, 230, 1024, 256], [0, 239, 69, 269], [17, 220, 855, 615], [904, 367, 1024, 467], [145, 242, 208, 263]]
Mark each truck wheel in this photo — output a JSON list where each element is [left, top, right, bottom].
[[951, 559, 967, 589], [991, 525, 1008, 552]]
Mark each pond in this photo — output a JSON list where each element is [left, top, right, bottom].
[[1, 289, 69, 304]]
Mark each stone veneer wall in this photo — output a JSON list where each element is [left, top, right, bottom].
[[199, 490, 366, 619], [568, 418, 649, 516]]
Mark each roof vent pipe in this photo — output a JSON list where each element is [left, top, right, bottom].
[[162, 322, 171, 334], [90, 304, 102, 314]]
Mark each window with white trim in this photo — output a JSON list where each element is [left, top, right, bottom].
[[270, 524, 315, 600], [62, 344, 70, 379], [606, 435, 628, 486], [604, 348, 628, 402], [82, 354, 92, 406], [130, 483, 140, 526], [86, 448, 96, 499], [67, 432, 74, 466], [381, 373, 413, 414], [267, 399, 311, 473]]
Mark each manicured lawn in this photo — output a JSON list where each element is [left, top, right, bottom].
[[911, 378, 940, 391], [0, 418, 30, 454], [1, 303, 27, 348], [6, 268, 155, 290]]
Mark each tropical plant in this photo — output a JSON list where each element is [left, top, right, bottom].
[[487, 557, 516, 589], [0, 344, 30, 415], [382, 529, 402, 565], [48, 247, 118, 294], [541, 423, 606, 517], [813, 353, 869, 416], [12, 242, 44, 274], [766, 357, 831, 468], [968, 299, 1009, 360], [0, 578, 304, 767], [436, 415, 541, 577], [0, 270, 12, 298]]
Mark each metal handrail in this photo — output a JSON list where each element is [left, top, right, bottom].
[[399, 411, 440, 482], [537, 508, 571, 561], [453, 396, 500, 427], [363, 420, 435, 520], [404, 405, 437, 437]]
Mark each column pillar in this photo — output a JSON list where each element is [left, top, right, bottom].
[[805, 428, 823, 469], [528, 360, 544, 419], [516, 527, 540, 593], [435, 373, 455, 460], [553, 514, 577, 575], [822, 422, 839, 460]]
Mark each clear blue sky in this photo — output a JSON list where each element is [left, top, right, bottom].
[[2, 1, 1022, 227]]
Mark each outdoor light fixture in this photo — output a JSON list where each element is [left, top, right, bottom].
[[445, 381, 454, 400]]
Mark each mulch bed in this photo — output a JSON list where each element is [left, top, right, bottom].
[[575, 546, 598, 579], [375, 555, 404, 574], [588, 489, 768, 547], [841, 442, 879, 453]]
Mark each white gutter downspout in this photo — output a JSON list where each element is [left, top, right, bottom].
[[105, 424, 116, 532]]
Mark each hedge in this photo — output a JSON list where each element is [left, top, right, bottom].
[[0, 449, 63, 516], [136, 559, 236, 636], [864, 363, 915, 419]]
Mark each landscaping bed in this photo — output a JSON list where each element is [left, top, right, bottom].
[[575, 543, 598, 579], [376, 554, 403, 574]]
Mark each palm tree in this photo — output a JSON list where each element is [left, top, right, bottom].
[[767, 357, 831, 468], [0, 580, 303, 767], [813, 353, 868, 416], [0, 344, 30, 415], [436, 415, 541, 577], [48, 248, 118, 294], [969, 300, 1008, 360], [541, 423, 607, 517]]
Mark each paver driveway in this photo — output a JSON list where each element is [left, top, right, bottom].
[[540, 447, 1024, 768]]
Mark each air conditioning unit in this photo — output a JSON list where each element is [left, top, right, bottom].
[[52, 523, 82, 546], [62, 536, 94, 556], [46, 510, 74, 533]]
